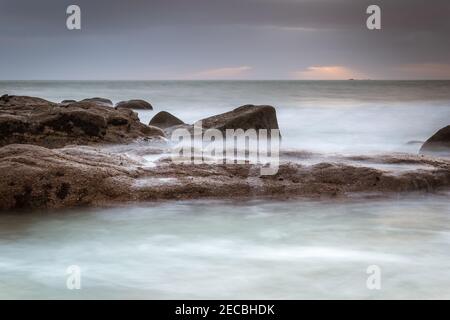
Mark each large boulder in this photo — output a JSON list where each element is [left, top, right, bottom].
[[196, 104, 280, 134], [116, 99, 153, 110], [1, 94, 50, 105], [149, 111, 185, 129], [80, 97, 113, 108], [0, 95, 164, 148], [158, 105, 281, 138], [420, 125, 450, 155]]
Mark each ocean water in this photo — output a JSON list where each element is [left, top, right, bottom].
[[1, 80, 450, 299], [0, 197, 449, 299]]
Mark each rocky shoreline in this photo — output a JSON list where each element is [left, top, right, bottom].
[[0, 95, 164, 148], [1, 94, 450, 211]]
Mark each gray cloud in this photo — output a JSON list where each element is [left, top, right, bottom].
[[1, 0, 449, 79]]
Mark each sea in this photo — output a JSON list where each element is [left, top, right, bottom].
[[0, 80, 449, 299]]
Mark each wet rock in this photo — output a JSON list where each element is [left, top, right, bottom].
[[0, 114, 29, 136], [420, 125, 450, 155], [116, 99, 153, 110], [1, 143, 450, 211], [406, 140, 424, 145], [0, 144, 142, 210], [60, 99, 77, 106], [41, 108, 108, 137], [2, 96, 450, 212], [197, 104, 280, 134], [149, 111, 185, 129], [0, 95, 51, 106], [80, 97, 113, 108], [161, 105, 282, 138], [0, 95, 165, 148], [1, 94, 10, 103]]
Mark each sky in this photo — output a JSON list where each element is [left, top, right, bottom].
[[0, 0, 449, 80]]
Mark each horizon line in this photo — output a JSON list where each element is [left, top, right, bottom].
[[1, 79, 450, 82]]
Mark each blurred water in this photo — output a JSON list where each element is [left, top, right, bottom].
[[1, 81, 450, 299], [1, 80, 450, 154], [0, 197, 449, 299]]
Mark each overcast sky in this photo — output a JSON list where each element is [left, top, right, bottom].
[[1, 0, 449, 80]]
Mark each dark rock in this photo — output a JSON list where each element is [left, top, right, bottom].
[[116, 99, 153, 110], [0, 95, 51, 106], [406, 140, 424, 145], [80, 97, 113, 107], [196, 104, 280, 134], [0, 96, 164, 148], [107, 115, 129, 126], [0, 114, 29, 136], [0, 94, 10, 103], [420, 126, 450, 155], [160, 105, 281, 138], [56, 182, 71, 200], [41, 109, 108, 137], [0, 144, 142, 210], [149, 111, 185, 129], [60, 99, 77, 105]]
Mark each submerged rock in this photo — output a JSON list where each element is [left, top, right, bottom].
[[116, 99, 153, 110], [0, 95, 164, 148], [60, 99, 77, 104], [149, 111, 185, 129], [196, 105, 279, 134], [80, 97, 113, 108], [406, 140, 424, 145], [420, 125, 450, 155]]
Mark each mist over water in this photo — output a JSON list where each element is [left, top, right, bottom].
[[2, 80, 450, 154], [1, 197, 449, 299], [1, 81, 450, 299]]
